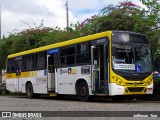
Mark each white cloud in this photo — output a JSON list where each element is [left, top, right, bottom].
[[1, 0, 147, 38], [35, 0, 64, 17]]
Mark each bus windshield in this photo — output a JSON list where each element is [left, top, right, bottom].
[[112, 43, 151, 73]]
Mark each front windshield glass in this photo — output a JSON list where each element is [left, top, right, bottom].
[[112, 44, 151, 73], [134, 46, 151, 73]]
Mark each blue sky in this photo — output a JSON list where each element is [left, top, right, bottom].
[[78, 9, 97, 14], [1, 0, 144, 37]]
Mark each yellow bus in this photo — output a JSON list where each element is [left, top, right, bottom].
[[6, 31, 153, 101]]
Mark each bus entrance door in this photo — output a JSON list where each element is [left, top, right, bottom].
[[15, 57, 22, 92], [47, 55, 55, 93], [91, 40, 108, 94]]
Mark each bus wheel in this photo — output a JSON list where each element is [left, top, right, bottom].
[[26, 83, 34, 98], [78, 82, 90, 102]]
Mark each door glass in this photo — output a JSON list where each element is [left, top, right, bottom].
[[92, 44, 108, 94], [47, 55, 55, 92], [92, 46, 100, 93], [48, 56, 54, 73], [93, 48, 99, 69]]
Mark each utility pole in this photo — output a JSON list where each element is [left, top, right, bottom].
[[65, 1, 69, 28]]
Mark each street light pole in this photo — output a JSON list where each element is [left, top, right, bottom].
[[65, 1, 69, 28]]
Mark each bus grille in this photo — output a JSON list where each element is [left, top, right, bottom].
[[127, 87, 144, 92]]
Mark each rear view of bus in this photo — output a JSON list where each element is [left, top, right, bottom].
[[110, 31, 153, 96]]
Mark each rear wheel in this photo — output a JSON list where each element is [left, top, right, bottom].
[[78, 82, 90, 102], [26, 83, 34, 98]]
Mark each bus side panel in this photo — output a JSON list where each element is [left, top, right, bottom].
[[6, 78, 16, 92], [18, 70, 48, 94], [57, 66, 92, 95], [21, 79, 26, 93], [6, 73, 17, 92], [29, 70, 47, 94], [20, 77, 32, 93]]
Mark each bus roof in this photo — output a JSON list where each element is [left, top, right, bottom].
[[8, 31, 112, 58]]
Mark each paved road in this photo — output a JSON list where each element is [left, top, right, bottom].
[[0, 95, 160, 120]]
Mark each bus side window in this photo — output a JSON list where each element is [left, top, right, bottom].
[[77, 42, 91, 64], [7, 59, 14, 73], [37, 51, 47, 69], [60, 48, 67, 66], [66, 46, 75, 65], [60, 45, 76, 66], [61, 57, 66, 66], [26, 54, 34, 71], [22, 56, 26, 71]]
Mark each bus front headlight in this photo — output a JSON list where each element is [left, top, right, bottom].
[[146, 77, 153, 85], [115, 77, 124, 86]]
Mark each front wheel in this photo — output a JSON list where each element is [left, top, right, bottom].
[[78, 82, 90, 102]]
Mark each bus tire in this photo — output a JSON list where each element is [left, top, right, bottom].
[[78, 82, 90, 102], [26, 83, 34, 98]]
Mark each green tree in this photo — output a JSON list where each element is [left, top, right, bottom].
[[140, 0, 160, 59]]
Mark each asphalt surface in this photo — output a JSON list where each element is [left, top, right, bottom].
[[0, 95, 160, 120]]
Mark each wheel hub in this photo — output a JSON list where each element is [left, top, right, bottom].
[[80, 87, 86, 96]]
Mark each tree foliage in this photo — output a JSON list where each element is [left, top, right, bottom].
[[0, 0, 159, 70]]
